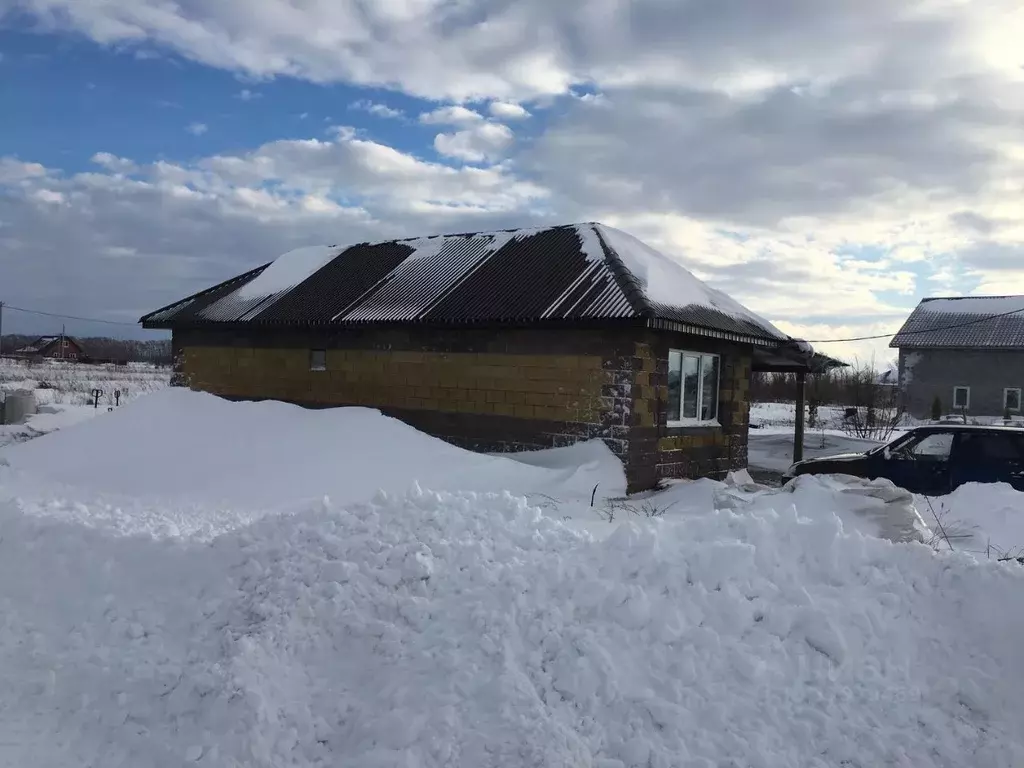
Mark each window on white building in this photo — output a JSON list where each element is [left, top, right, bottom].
[[952, 386, 970, 410], [1004, 388, 1021, 412]]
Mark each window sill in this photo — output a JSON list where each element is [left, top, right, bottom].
[[667, 419, 721, 429]]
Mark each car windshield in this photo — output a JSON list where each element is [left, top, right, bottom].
[[871, 432, 913, 455]]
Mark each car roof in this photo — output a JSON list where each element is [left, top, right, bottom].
[[910, 424, 1024, 433]]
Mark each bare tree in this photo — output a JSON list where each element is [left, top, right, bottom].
[[841, 359, 904, 441]]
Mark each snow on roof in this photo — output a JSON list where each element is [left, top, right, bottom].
[[919, 296, 1024, 316], [151, 222, 792, 344], [234, 245, 343, 301], [596, 224, 787, 339]]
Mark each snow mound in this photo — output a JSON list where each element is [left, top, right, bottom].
[[0, 388, 624, 535], [651, 473, 929, 544], [2, 487, 1023, 766], [928, 481, 1024, 558]]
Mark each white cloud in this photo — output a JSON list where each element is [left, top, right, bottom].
[[10, 0, 1019, 102], [4, 0, 1024, 360], [434, 123, 514, 162], [488, 101, 530, 120], [31, 189, 65, 205], [419, 106, 483, 125], [0, 159, 47, 184], [186, 122, 208, 136], [236, 88, 261, 101], [0, 128, 550, 333], [350, 99, 404, 119], [91, 152, 138, 174]]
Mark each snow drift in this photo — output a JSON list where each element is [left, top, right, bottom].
[[2, 488, 1024, 767], [0, 388, 624, 536], [1, 390, 1024, 766]]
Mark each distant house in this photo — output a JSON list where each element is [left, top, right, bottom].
[[13, 335, 85, 361], [876, 366, 899, 387], [140, 222, 815, 491], [891, 296, 1024, 418]]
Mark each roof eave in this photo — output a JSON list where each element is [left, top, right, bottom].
[[645, 316, 786, 347]]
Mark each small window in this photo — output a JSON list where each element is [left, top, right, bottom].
[[952, 386, 970, 410], [667, 350, 720, 425], [1004, 388, 1021, 412], [907, 432, 954, 460], [310, 349, 327, 371]]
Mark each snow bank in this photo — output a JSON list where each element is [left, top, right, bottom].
[[929, 481, 1024, 558], [654, 473, 929, 544], [234, 245, 342, 300], [597, 224, 785, 337], [2, 487, 1023, 767], [2, 388, 1024, 765], [0, 389, 624, 536]]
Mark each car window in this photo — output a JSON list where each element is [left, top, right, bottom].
[[905, 432, 954, 459], [957, 432, 1024, 462]]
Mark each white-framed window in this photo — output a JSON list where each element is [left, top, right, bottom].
[[667, 350, 720, 426], [1004, 388, 1021, 412], [952, 386, 970, 410], [310, 349, 327, 371]]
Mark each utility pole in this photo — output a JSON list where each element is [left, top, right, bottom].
[[0, 300, 4, 359], [60, 323, 66, 360]]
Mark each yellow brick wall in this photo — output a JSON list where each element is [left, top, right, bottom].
[[181, 345, 609, 422]]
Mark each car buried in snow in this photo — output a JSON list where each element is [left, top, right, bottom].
[[783, 424, 1024, 496]]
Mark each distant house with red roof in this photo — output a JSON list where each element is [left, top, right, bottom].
[[13, 335, 86, 361]]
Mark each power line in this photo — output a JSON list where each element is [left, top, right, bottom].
[[803, 305, 1024, 344], [1, 304, 140, 328]]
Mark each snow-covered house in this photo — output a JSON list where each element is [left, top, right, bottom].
[[891, 296, 1024, 418], [140, 223, 813, 491]]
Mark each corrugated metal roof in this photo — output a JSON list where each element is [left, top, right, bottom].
[[140, 223, 787, 344], [890, 296, 1024, 349]]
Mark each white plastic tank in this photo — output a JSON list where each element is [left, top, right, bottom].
[[1, 389, 37, 425]]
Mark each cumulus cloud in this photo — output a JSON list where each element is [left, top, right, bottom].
[[0, 130, 550, 333], [419, 106, 483, 125], [186, 122, 208, 136], [91, 152, 138, 174], [433, 123, 514, 162], [8, 0, 1022, 103], [3, 0, 1024, 357], [350, 100, 404, 119], [488, 101, 530, 120]]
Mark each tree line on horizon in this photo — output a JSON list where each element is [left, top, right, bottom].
[[0, 334, 171, 364]]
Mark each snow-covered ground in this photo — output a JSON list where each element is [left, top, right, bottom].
[[0, 357, 170, 449], [748, 401, 891, 474], [748, 429, 883, 474], [2, 390, 1024, 766], [0, 357, 170, 407]]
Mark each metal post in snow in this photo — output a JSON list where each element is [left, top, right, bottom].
[[794, 370, 806, 464]]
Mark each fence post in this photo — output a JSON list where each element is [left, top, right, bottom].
[[793, 370, 806, 463]]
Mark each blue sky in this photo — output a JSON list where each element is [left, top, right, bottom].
[[2, 27, 475, 170], [1, 1, 1022, 362]]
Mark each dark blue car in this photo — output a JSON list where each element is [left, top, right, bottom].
[[784, 425, 1024, 496]]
